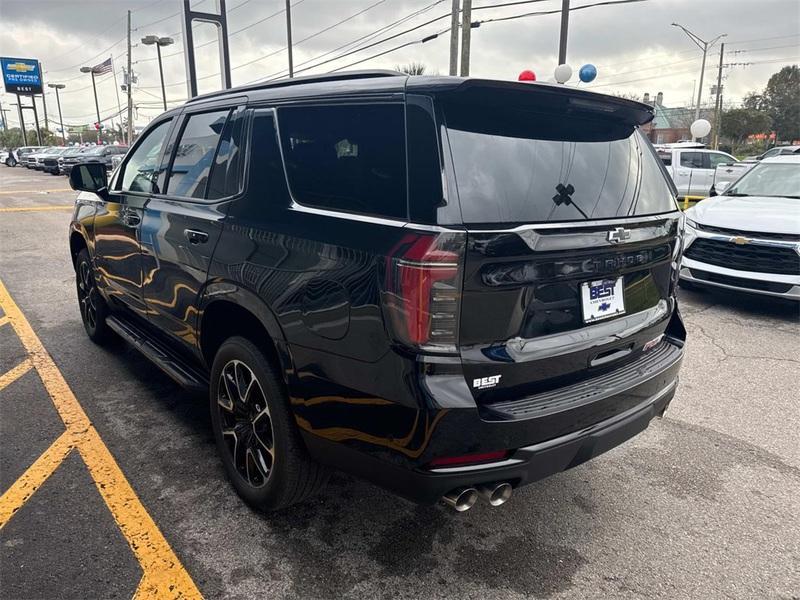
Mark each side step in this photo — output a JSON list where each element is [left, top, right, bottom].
[[106, 314, 209, 394]]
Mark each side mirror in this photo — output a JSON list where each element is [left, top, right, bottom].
[[715, 181, 731, 195], [69, 162, 109, 198]]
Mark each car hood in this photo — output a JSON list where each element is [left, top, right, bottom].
[[689, 195, 800, 235]]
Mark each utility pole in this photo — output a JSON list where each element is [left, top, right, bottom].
[[712, 43, 724, 149], [459, 0, 472, 76], [449, 0, 460, 75], [127, 10, 134, 145], [285, 0, 294, 77], [558, 0, 570, 64], [672, 23, 726, 131]]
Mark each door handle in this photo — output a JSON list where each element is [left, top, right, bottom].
[[184, 229, 209, 245]]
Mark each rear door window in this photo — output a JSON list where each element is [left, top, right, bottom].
[[277, 104, 407, 220], [444, 102, 675, 224], [679, 152, 706, 169], [166, 109, 231, 199]]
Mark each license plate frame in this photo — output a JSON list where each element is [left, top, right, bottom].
[[581, 277, 626, 323]]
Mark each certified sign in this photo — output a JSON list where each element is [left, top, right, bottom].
[[1, 57, 43, 95]]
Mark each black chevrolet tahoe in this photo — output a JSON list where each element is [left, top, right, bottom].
[[68, 71, 686, 512]]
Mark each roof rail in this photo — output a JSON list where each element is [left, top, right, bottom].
[[186, 69, 405, 103]]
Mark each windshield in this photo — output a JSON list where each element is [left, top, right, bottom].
[[729, 163, 800, 198], [85, 146, 106, 156], [444, 103, 676, 224]]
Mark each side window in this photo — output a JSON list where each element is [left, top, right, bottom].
[[708, 153, 733, 168], [166, 109, 230, 199], [679, 152, 705, 169], [121, 119, 172, 194], [277, 103, 407, 219], [658, 152, 672, 166], [407, 96, 444, 224], [207, 110, 244, 200]]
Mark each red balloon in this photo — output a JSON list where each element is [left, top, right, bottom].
[[518, 70, 536, 82]]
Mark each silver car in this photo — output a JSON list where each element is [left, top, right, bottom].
[[680, 155, 800, 300]]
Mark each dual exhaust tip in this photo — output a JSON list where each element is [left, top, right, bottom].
[[442, 482, 512, 512]]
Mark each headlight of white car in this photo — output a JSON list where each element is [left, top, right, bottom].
[[682, 215, 698, 247]]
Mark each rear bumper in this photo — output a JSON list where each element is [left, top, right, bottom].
[[300, 324, 684, 505], [303, 372, 679, 505]]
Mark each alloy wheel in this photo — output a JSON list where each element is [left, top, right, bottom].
[[217, 360, 275, 488], [77, 261, 98, 330]]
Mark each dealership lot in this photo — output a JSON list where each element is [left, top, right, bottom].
[[1, 166, 798, 599]]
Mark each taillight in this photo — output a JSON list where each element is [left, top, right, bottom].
[[384, 231, 465, 353]]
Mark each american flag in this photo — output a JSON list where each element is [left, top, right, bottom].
[[92, 57, 113, 75]]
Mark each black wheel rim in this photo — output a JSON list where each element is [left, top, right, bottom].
[[77, 261, 98, 330], [217, 360, 275, 488]]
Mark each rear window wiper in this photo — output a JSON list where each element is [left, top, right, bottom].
[[725, 192, 750, 197]]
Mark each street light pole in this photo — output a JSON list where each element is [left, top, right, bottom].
[[81, 66, 103, 143], [141, 35, 174, 111], [48, 83, 67, 144], [671, 23, 726, 128]]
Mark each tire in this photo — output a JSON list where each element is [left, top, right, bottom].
[[210, 336, 329, 511], [75, 248, 111, 343]]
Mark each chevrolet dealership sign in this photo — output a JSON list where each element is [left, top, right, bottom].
[[1, 57, 43, 95]]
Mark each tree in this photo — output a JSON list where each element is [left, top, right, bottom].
[[395, 61, 428, 75], [720, 108, 772, 149], [762, 65, 800, 142]]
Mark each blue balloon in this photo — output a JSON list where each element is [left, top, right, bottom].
[[579, 64, 597, 83]]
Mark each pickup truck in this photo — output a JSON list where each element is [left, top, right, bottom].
[[655, 143, 738, 199]]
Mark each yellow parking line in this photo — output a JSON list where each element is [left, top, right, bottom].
[[0, 359, 33, 392], [0, 188, 72, 195], [0, 432, 74, 527], [0, 316, 9, 327], [0, 206, 73, 213], [0, 279, 202, 599]]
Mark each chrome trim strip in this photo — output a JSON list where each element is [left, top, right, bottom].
[[428, 458, 525, 474]]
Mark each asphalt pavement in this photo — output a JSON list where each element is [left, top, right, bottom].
[[1, 165, 798, 600]]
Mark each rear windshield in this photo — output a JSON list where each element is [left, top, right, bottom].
[[444, 103, 676, 224]]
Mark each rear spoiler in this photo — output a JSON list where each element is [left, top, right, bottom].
[[407, 77, 655, 127]]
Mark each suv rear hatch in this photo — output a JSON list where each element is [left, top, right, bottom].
[[438, 81, 682, 410]]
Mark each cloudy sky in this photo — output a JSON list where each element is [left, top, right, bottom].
[[0, 0, 798, 131]]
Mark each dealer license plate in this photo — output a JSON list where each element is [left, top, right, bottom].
[[581, 277, 625, 323]]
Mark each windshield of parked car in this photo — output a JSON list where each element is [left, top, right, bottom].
[[444, 102, 676, 224], [728, 163, 800, 198], [84, 146, 107, 156]]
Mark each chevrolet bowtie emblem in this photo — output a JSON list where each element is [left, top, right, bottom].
[[608, 227, 631, 244], [732, 236, 749, 245], [6, 62, 35, 73]]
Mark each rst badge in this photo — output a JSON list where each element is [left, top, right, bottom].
[[473, 375, 502, 390], [581, 277, 626, 323]]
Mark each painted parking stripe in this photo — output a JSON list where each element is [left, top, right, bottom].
[[0, 280, 202, 599], [0, 188, 72, 195], [0, 359, 33, 392], [0, 206, 73, 213]]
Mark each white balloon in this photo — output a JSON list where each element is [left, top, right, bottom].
[[690, 119, 712, 139], [554, 63, 572, 84]]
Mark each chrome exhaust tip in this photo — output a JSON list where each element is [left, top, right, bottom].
[[477, 482, 513, 507], [442, 487, 479, 512]]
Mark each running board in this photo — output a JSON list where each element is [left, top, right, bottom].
[[105, 314, 209, 394]]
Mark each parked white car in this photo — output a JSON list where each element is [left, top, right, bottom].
[[680, 155, 800, 300], [655, 142, 738, 198]]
